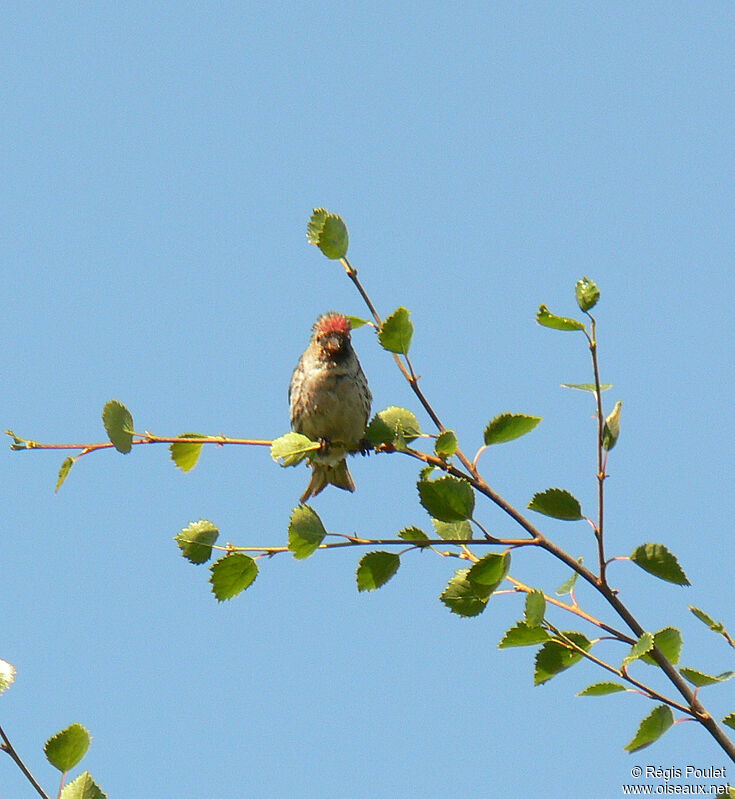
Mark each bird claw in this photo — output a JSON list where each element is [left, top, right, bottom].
[[357, 438, 372, 456]]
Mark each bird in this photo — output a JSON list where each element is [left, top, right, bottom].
[[289, 312, 372, 502]]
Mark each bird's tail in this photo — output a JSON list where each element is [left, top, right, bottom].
[[300, 460, 355, 503]]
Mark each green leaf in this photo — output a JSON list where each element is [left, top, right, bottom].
[[723, 713, 735, 731], [346, 315, 370, 329], [209, 554, 258, 602], [536, 304, 586, 332], [56, 456, 76, 492], [365, 406, 422, 445], [602, 400, 622, 451], [689, 605, 728, 635], [630, 543, 690, 586], [0, 659, 16, 694], [419, 464, 435, 481], [434, 430, 458, 458], [578, 681, 627, 696], [640, 627, 683, 666], [525, 591, 546, 626], [378, 307, 414, 355], [624, 705, 674, 752], [467, 552, 510, 594], [175, 520, 219, 564], [534, 632, 591, 685], [431, 518, 472, 541], [556, 559, 583, 596], [287, 504, 327, 559], [60, 771, 107, 799], [5, 429, 30, 450], [356, 551, 401, 591], [439, 568, 490, 618], [528, 488, 583, 521], [270, 432, 320, 467], [561, 383, 613, 392], [498, 622, 550, 648], [418, 476, 475, 522], [622, 632, 654, 668], [397, 526, 430, 543], [679, 667, 735, 687], [575, 276, 600, 312], [101, 400, 134, 453], [306, 208, 349, 259], [483, 413, 542, 446], [45, 723, 91, 772], [170, 433, 206, 472]]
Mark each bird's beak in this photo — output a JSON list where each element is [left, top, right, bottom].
[[325, 334, 344, 354]]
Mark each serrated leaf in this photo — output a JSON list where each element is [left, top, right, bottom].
[[102, 400, 134, 453], [0, 659, 16, 694], [56, 456, 76, 492], [60, 771, 107, 799], [679, 667, 735, 687], [175, 520, 219, 564], [431, 518, 472, 541], [209, 554, 258, 602], [307, 208, 349, 259], [483, 413, 542, 446], [624, 705, 674, 752], [270, 432, 320, 467], [356, 551, 401, 591], [498, 622, 550, 648], [397, 526, 430, 544], [578, 681, 627, 696], [534, 632, 591, 685], [346, 315, 369, 329], [630, 543, 690, 586], [536, 304, 586, 332], [575, 276, 600, 312], [602, 400, 622, 451], [45, 723, 90, 772], [723, 713, 735, 730], [378, 307, 414, 355], [434, 430, 458, 458], [528, 488, 583, 521], [640, 627, 683, 666], [689, 605, 727, 634], [418, 476, 475, 522], [467, 552, 510, 594], [419, 464, 435, 480], [622, 632, 654, 668], [439, 568, 490, 618], [170, 433, 206, 472], [287, 504, 327, 559], [561, 383, 613, 392], [525, 591, 546, 626], [365, 406, 422, 446]]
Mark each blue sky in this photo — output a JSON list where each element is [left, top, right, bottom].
[[3, 3, 734, 797]]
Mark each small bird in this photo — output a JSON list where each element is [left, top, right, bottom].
[[289, 312, 372, 502]]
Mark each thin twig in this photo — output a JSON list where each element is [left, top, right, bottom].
[[547, 626, 693, 716], [0, 724, 50, 799], [587, 314, 608, 584]]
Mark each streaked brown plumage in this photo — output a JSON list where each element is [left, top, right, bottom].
[[289, 312, 372, 502]]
